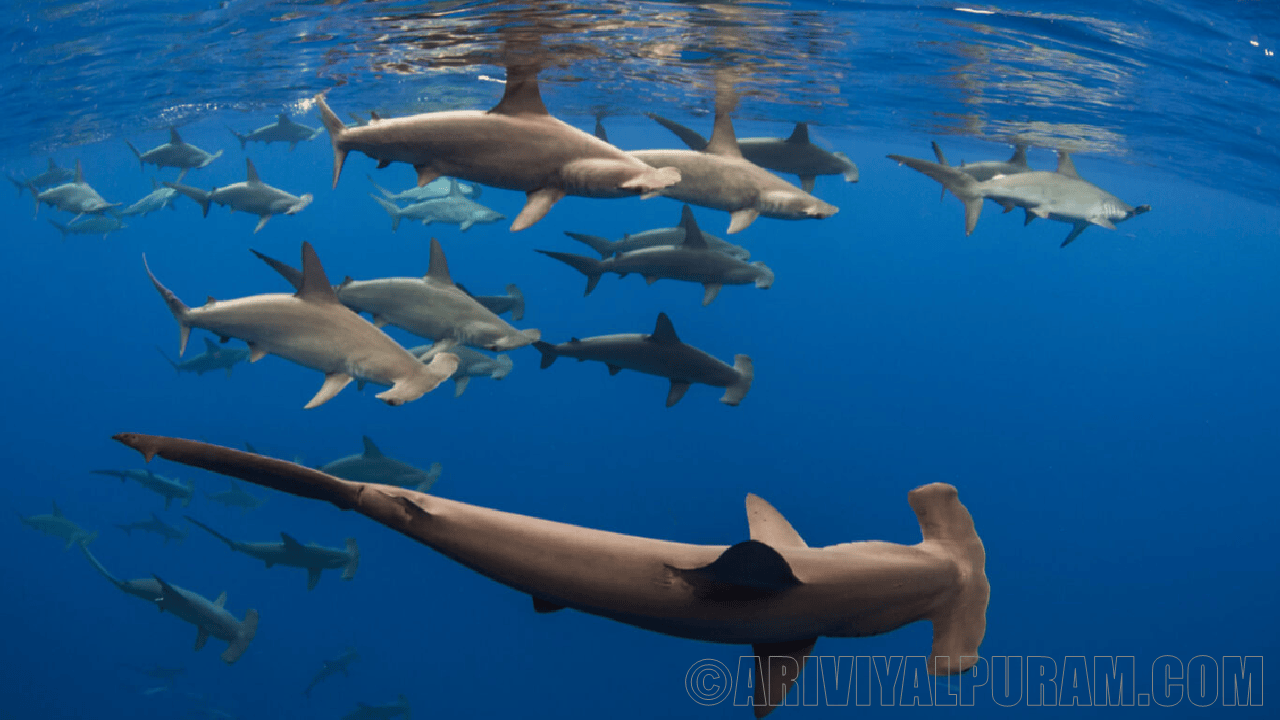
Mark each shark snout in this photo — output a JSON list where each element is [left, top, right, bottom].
[[807, 200, 839, 218]]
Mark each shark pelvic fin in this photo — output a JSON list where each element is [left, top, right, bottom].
[[305, 372, 352, 409], [532, 596, 565, 613]]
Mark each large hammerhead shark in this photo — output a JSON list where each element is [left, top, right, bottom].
[[113, 433, 988, 717]]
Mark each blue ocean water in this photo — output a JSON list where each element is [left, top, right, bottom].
[[1, 1, 1276, 718]]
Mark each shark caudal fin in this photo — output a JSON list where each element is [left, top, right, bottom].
[[535, 250, 604, 296], [563, 231, 616, 259], [373, 352, 458, 407], [907, 483, 988, 676], [314, 94, 349, 189], [721, 355, 753, 406], [532, 341, 559, 369], [341, 538, 360, 580], [886, 154, 984, 235], [366, 173, 396, 199], [369, 194, 402, 231], [228, 127, 248, 151], [163, 182, 212, 217], [142, 255, 193, 356], [505, 284, 525, 321], [47, 219, 69, 238], [221, 608, 258, 664]]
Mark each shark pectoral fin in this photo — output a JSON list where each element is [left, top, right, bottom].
[[304, 373, 352, 409], [452, 375, 470, 398], [745, 494, 808, 548], [998, 201, 1015, 213], [306, 567, 322, 591], [248, 344, 267, 362], [727, 208, 758, 234], [962, 198, 983, 235], [1060, 223, 1088, 248], [702, 284, 722, 306], [644, 275, 659, 285], [1093, 217, 1117, 230], [671, 540, 801, 600], [511, 188, 565, 232], [253, 215, 271, 233], [1022, 208, 1036, 226], [800, 176, 815, 193], [414, 165, 439, 187], [666, 381, 691, 407], [532, 596, 565, 614], [214, 591, 227, 609], [194, 627, 210, 651], [752, 638, 818, 718]]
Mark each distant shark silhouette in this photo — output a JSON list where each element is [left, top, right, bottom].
[[125, 127, 222, 180], [184, 516, 358, 590], [116, 512, 188, 544], [17, 501, 98, 549], [228, 112, 322, 151], [203, 480, 266, 512], [305, 647, 359, 697], [113, 434, 989, 717]]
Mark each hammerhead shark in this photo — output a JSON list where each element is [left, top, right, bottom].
[[48, 215, 126, 239], [537, 205, 773, 306], [412, 343, 512, 398], [125, 127, 222, 180], [156, 336, 251, 377], [33, 159, 120, 219], [369, 179, 506, 232], [318, 436, 441, 493], [228, 112, 322, 151], [887, 149, 1151, 247], [647, 114, 859, 192], [534, 312, 752, 406], [564, 204, 750, 260], [8, 158, 75, 196], [367, 174, 480, 203], [79, 543, 258, 664], [165, 158, 313, 233], [92, 468, 193, 509], [203, 480, 266, 512], [252, 239, 539, 352], [342, 695, 410, 720], [304, 647, 359, 697], [116, 512, 188, 544], [184, 516, 358, 590], [112, 434, 989, 717], [143, 241, 458, 408], [314, 65, 682, 231], [119, 179, 181, 217], [18, 501, 98, 549]]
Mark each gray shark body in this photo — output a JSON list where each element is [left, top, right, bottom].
[[203, 480, 266, 512], [9, 158, 76, 196], [229, 113, 321, 151], [157, 337, 251, 377], [369, 179, 505, 232], [165, 158, 313, 233], [305, 647, 359, 697], [565, 205, 750, 260], [185, 516, 358, 590], [253, 238, 539, 352], [314, 67, 681, 231], [18, 501, 98, 549], [120, 181, 181, 217], [533, 312, 753, 406], [367, 174, 480, 203], [33, 160, 121, 218], [144, 241, 458, 409], [319, 436, 441, 493], [539, 205, 772, 306], [92, 468, 194, 509], [79, 544, 258, 664], [342, 695, 410, 720], [649, 114, 859, 192], [113, 434, 989, 717], [48, 214, 126, 239], [412, 343, 513, 398], [116, 512, 188, 544], [627, 111, 838, 234], [125, 127, 223, 179], [888, 150, 1151, 247], [456, 283, 524, 321], [931, 141, 1031, 182]]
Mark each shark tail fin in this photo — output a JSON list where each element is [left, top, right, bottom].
[[314, 94, 348, 189], [369, 194, 401, 231], [908, 483, 989, 677], [341, 538, 360, 580], [532, 341, 558, 369], [366, 174, 395, 199], [374, 352, 459, 406], [491, 353, 514, 380], [116, 524, 132, 536], [164, 182, 211, 217], [154, 346, 181, 373], [80, 530, 99, 548], [125, 140, 143, 167], [721, 355, 753, 406], [142, 254, 193, 356], [221, 608, 258, 664], [886, 154, 984, 235], [563, 231, 615, 259], [47, 219, 69, 238], [505, 283, 525, 321], [535, 250, 603, 296], [228, 127, 247, 151]]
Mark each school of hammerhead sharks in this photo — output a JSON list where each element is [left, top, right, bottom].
[[14, 63, 1152, 718]]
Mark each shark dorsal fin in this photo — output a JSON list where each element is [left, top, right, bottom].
[[448, 178, 461, 197], [673, 540, 801, 600], [151, 177, 159, 190], [74, 159, 84, 183], [490, 67, 549, 116], [746, 494, 808, 548], [151, 511, 163, 522], [1055, 151, 1081, 180], [169, 127, 183, 145], [47, 158, 57, 170], [297, 242, 341, 305], [278, 112, 289, 123], [214, 591, 227, 608], [785, 122, 810, 145], [703, 112, 743, 159], [52, 500, 63, 517], [361, 436, 383, 458], [280, 532, 304, 549], [677, 205, 708, 249], [648, 313, 680, 344], [424, 238, 454, 286], [1009, 143, 1029, 167], [245, 158, 261, 184], [203, 337, 220, 353]]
